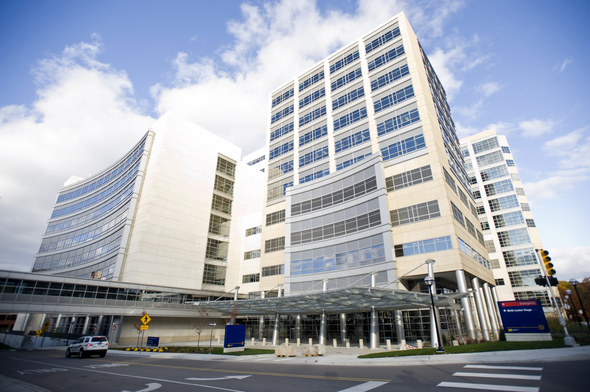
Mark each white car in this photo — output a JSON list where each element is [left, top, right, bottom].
[[66, 336, 109, 358]]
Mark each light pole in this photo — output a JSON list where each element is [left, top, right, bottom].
[[565, 290, 581, 327], [424, 274, 444, 353], [569, 279, 590, 333]]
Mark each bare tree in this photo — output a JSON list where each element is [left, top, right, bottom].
[[192, 305, 209, 348]]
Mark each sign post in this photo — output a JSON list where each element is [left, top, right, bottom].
[[208, 322, 217, 354], [498, 300, 551, 341], [140, 313, 151, 348]]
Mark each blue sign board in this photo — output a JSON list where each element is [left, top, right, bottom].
[[498, 299, 550, 334], [224, 325, 246, 348], [146, 336, 160, 347]]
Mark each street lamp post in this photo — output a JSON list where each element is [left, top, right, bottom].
[[569, 279, 590, 333], [565, 290, 582, 327], [424, 273, 444, 353]]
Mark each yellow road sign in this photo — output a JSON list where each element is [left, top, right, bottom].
[[140, 325, 149, 330], [43, 321, 51, 328], [141, 314, 151, 325]]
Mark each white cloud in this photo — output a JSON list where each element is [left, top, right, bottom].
[[151, 0, 467, 153], [455, 121, 515, 139], [550, 247, 590, 281], [518, 118, 556, 138], [0, 37, 154, 271], [554, 56, 573, 73], [523, 174, 588, 202], [543, 127, 590, 169], [477, 81, 503, 97]]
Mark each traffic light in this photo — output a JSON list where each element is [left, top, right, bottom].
[[540, 249, 555, 276], [535, 276, 547, 287]]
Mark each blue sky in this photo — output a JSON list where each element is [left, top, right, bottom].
[[1, 0, 589, 279]]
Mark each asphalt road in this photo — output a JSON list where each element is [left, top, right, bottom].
[[0, 349, 587, 392]]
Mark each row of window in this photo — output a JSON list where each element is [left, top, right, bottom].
[[216, 157, 236, 178], [211, 194, 232, 215], [271, 104, 294, 124], [497, 228, 531, 248], [291, 209, 381, 246], [508, 269, 541, 287], [267, 179, 293, 202], [472, 136, 499, 155], [245, 226, 262, 237], [202, 264, 225, 286], [390, 200, 440, 227], [368, 44, 405, 72], [299, 124, 327, 147], [269, 122, 294, 142], [262, 264, 284, 277], [504, 248, 537, 267], [334, 107, 367, 131], [300, 105, 326, 127], [272, 88, 294, 108], [46, 183, 135, 235], [458, 237, 491, 269], [269, 140, 294, 160], [489, 194, 519, 212], [244, 249, 261, 260], [365, 26, 400, 53], [56, 142, 145, 204], [374, 85, 415, 113], [493, 211, 525, 228], [330, 50, 360, 74], [300, 167, 329, 184], [213, 175, 234, 196], [265, 210, 285, 226], [247, 155, 265, 166], [371, 64, 409, 92], [480, 164, 509, 182], [52, 161, 140, 218], [39, 208, 128, 253], [265, 237, 285, 253], [484, 179, 513, 196], [394, 236, 452, 257], [299, 87, 325, 109], [208, 214, 230, 237], [376, 108, 420, 137], [385, 165, 433, 192], [380, 133, 425, 161], [476, 150, 504, 168], [268, 158, 293, 180], [290, 234, 385, 276], [242, 273, 260, 283], [299, 70, 324, 92], [335, 128, 370, 154], [291, 176, 377, 216], [205, 238, 228, 261], [332, 86, 364, 111], [337, 153, 371, 171], [33, 230, 123, 272], [331, 68, 363, 92], [299, 145, 329, 168]]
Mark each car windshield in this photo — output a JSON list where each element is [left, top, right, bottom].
[[91, 337, 107, 342]]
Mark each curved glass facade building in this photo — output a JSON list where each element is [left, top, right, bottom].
[[32, 131, 154, 280]]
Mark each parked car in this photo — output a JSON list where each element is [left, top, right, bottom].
[[66, 336, 109, 358]]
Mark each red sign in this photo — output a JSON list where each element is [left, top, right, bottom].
[[500, 300, 537, 307], [113, 324, 117, 331]]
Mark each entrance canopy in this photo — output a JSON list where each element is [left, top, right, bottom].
[[192, 287, 467, 316]]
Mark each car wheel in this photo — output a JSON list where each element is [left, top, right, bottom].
[[78, 349, 84, 359], [65, 348, 71, 358], [99, 352, 106, 358]]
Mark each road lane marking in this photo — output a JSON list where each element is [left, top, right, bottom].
[[186, 376, 251, 381], [85, 363, 130, 369], [464, 365, 542, 371], [337, 381, 388, 392], [21, 356, 392, 383], [437, 382, 539, 392], [122, 383, 161, 392], [11, 358, 244, 392], [453, 372, 541, 380]]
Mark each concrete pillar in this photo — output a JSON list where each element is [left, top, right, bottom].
[[272, 313, 280, 346], [395, 310, 404, 344], [113, 316, 124, 343], [82, 316, 90, 335], [370, 273, 379, 349], [339, 313, 347, 343], [483, 283, 500, 339], [471, 278, 491, 341], [259, 292, 265, 340], [453, 309, 463, 340], [38, 314, 47, 331], [53, 314, 62, 333], [427, 262, 438, 348], [319, 280, 328, 345], [370, 307, 379, 349], [455, 270, 476, 340], [96, 315, 105, 335], [491, 286, 503, 328], [296, 315, 301, 340]]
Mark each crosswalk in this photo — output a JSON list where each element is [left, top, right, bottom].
[[437, 364, 543, 392]]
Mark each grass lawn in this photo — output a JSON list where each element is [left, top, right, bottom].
[[358, 340, 568, 358]]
